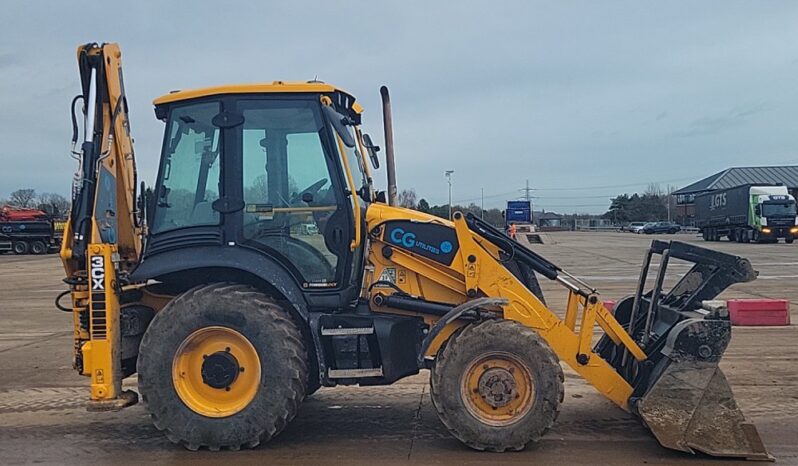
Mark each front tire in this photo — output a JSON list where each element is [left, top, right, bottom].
[[430, 319, 564, 452], [138, 283, 307, 451]]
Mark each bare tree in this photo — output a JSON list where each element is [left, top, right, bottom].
[[397, 189, 417, 209], [9, 189, 37, 208], [38, 193, 71, 217], [644, 182, 663, 197]]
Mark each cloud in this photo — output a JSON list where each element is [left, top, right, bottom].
[[671, 103, 770, 138], [1, 1, 797, 214]]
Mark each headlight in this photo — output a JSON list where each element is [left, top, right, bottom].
[[762, 228, 772, 234], [790, 227, 798, 234]]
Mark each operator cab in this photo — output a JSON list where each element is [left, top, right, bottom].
[[141, 82, 375, 310]]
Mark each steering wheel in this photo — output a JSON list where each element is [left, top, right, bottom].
[[292, 178, 328, 204]]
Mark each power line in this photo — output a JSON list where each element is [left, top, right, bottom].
[[531, 177, 695, 191], [425, 176, 695, 205]]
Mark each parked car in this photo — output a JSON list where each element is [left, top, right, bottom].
[[298, 223, 319, 235], [641, 222, 681, 234], [623, 222, 648, 233]]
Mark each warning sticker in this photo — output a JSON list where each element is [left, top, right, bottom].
[[378, 267, 397, 284]]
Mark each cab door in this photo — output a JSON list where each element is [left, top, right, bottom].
[[236, 97, 356, 294]]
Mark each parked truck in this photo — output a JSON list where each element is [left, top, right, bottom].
[[505, 199, 537, 238], [0, 206, 60, 254], [695, 184, 798, 243], [506, 200, 532, 224]]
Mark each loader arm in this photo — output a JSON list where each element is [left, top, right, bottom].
[[366, 205, 770, 460], [60, 43, 141, 409]]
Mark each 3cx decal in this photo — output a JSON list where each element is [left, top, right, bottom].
[[390, 227, 451, 256], [90, 255, 105, 291]]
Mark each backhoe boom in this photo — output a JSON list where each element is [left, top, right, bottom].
[[61, 43, 141, 409]]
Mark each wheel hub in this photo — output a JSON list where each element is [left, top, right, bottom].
[[201, 350, 241, 389], [478, 367, 517, 408], [461, 352, 535, 427], [172, 326, 261, 418]]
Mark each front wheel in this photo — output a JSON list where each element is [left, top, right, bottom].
[[138, 283, 308, 451], [787, 237, 794, 244], [430, 320, 564, 452]]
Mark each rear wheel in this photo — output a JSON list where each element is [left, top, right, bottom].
[[12, 241, 28, 255], [430, 319, 564, 452], [30, 240, 47, 255], [138, 283, 307, 451]]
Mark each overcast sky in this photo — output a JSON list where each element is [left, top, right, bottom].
[[2, 1, 798, 213]]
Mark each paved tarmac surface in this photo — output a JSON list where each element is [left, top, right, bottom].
[[0, 232, 796, 465]]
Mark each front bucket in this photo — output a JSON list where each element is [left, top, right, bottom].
[[636, 319, 773, 461]]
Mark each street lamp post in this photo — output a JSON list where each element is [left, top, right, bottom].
[[445, 170, 454, 220]]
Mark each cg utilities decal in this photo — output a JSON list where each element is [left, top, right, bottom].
[[383, 221, 459, 265]]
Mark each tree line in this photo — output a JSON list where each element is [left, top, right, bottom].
[[603, 183, 677, 223], [2, 189, 71, 218], [397, 189, 506, 225], [398, 182, 679, 227]]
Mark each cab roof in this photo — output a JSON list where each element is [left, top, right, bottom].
[[152, 81, 359, 108]]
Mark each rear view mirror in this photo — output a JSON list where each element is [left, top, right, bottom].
[[362, 133, 381, 169], [322, 105, 356, 148], [754, 205, 761, 216]]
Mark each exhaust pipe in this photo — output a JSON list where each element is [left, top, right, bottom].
[[380, 86, 397, 206]]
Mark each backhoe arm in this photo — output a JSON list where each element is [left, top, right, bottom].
[[60, 43, 141, 409]]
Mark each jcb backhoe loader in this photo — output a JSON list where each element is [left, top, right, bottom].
[[60, 43, 771, 459]]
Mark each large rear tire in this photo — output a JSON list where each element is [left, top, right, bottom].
[[138, 283, 307, 451], [430, 319, 564, 452]]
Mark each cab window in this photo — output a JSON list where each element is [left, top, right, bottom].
[[152, 102, 221, 234]]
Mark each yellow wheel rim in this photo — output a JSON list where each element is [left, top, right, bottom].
[[461, 351, 534, 426], [172, 326, 261, 418]]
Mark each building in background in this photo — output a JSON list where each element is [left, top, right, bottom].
[[672, 166, 798, 226], [534, 210, 564, 229]]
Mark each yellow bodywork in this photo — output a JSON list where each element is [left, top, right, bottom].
[[60, 43, 141, 406], [153, 81, 362, 113], [62, 43, 642, 411], [364, 203, 647, 410]]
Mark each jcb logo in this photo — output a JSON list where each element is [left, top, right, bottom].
[[710, 193, 727, 211], [90, 256, 105, 291]]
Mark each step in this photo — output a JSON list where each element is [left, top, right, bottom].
[[525, 233, 544, 244], [321, 327, 374, 336], [328, 367, 384, 378]]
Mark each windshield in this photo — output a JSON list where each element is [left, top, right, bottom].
[[340, 140, 370, 202], [762, 201, 797, 217], [151, 101, 221, 234]]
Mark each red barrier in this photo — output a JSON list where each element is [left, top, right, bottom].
[[727, 299, 790, 326]]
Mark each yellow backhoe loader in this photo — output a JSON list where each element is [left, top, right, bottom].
[[59, 43, 771, 459]]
